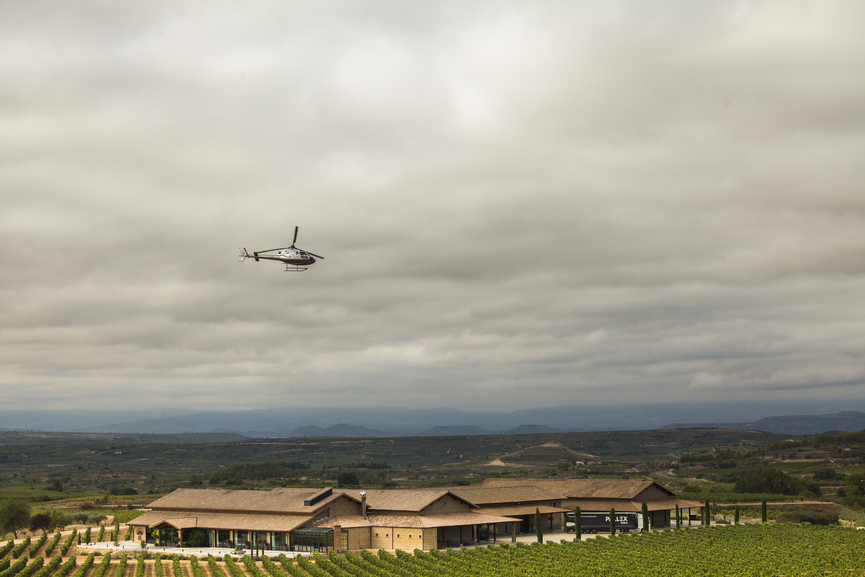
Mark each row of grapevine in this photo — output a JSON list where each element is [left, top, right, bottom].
[[43, 533, 62, 557], [28, 535, 47, 559], [275, 554, 312, 577], [206, 555, 227, 577], [90, 552, 111, 577], [11, 537, 30, 559], [242, 555, 270, 577], [189, 555, 205, 577], [115, 554, 128, 577], [44, 556, 76, 577], [223, 555, 248, 577], [15, 556, 43, 577], [249, 525, 865, 577], [59, 531, 77, 557], [71, 554, 96, 577], [31, 556, 62, 577], [0, 554, 30, 577], [0, 541, 14, 559]]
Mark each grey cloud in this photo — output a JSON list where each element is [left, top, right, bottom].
[[1, 0, 862, 412]]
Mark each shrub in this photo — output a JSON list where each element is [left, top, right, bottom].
[[775, 510, 839, 525]]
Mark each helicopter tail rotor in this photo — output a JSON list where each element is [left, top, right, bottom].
[[239, 247, 260, 262]]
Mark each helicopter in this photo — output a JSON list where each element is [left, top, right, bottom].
[[239, 226, 324, 272]]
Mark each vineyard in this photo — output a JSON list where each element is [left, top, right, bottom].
[[2, 525, 864, 577]]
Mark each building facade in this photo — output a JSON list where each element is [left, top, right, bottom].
[[128, 479, 700, 553]]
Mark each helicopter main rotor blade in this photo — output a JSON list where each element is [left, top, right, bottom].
[[291, 226, 299, 247], [306, 251, 324, 260], [257, 247, 291, 253]]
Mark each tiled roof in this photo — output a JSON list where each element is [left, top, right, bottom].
[[447, 485, 566, 505], [343, 489, 472, 512], [480, 479, 674, 499], [145, 488, 355, 515], [129, 510, 312, 533]]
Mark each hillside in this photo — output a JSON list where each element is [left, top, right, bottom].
[[500, 441, 598, 463], [660, 411, 865, 435]]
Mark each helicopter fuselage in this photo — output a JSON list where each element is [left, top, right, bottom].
[[272, 250, 316, 266]]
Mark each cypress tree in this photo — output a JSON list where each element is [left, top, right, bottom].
[[534, 508, 543, 543], [609, 508, 616, 535], [734, 505, 740, 525], [641, 502, 649, 532], [675, 504, 680, 529], [704, 499, 710, 526], [761, 500, 767, 523], [574, 506, 582, 541]]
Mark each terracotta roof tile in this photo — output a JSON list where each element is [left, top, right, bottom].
[[145, 488, 354, 515], [129, 510, 312, 532], [447, 485, 566, 505], [480, 479, 674, 499]]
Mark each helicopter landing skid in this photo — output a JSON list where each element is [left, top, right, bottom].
[[284, 265, 308, 272]]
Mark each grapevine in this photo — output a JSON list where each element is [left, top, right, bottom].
[[59, 531, 77, 557], [275, 554, 313, 577], [69, 553, 95, 577], [43, 533, 62, 557], [251, 525, 865, 577], [0, 540, 14, 559], [11, 537, 31, 559], [29, 533, 47, 558]]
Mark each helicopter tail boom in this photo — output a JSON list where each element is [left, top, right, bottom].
[[239, 247, 259, 262]]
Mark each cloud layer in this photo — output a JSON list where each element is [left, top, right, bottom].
[[1, 1, 863, 411]]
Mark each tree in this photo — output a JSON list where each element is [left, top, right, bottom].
[[609, 508, 616, 535], [734, 506, 740, 525], [675, 504, 680, 529], [641, 502, 649, 532], [704, 500, 710, 526], [337, 472, 359, 487], [534, 508, 543, 543], [0, 501, 31, 539], [761, 500, 767, 523], [30, 513, 51, 534], [734, 469, 801, 495], [574, 506, 582, 541], [48, 511, 70, 532]]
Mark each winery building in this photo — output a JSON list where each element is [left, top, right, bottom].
[[129, 480, 699, 553]]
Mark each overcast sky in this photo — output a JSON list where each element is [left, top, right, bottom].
[[1, 0, 863, 414]]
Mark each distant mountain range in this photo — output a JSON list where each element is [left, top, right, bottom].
[[1, 400, 862, 438], [659, 410, 865, 436]]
